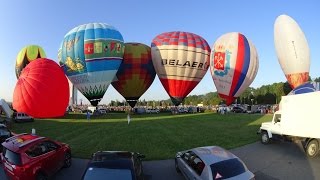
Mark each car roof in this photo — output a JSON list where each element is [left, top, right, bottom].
[[92, 151, 134, 161], [2, 133, 46, 153], [87, 151, 136, 171], [191, 146, 238, 165]]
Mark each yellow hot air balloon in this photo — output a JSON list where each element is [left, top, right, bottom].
[[15, 45, 46, 78]]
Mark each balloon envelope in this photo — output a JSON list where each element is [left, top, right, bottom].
[[210, 32, 259, 105], [112, 43, 156, 108], [58, 23, 124, 106], [15, 45, 46, 78], [274, 14, 310, 89], [151, 31, 210, 106], [288, 81, 320, 95], [13, 58, 69, 118]]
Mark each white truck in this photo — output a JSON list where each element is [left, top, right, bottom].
[[258, 91, 320, 158]]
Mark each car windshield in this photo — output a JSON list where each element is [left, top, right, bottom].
[[83, 167, 133, 180], [0, 128, 10, 136], [3, 148, 22, 165], [210, 158, 246, 180]]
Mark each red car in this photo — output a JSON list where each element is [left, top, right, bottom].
[[1, 133, 71, 180]]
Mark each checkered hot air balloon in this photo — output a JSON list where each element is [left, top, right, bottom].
[[210, 32, 259, 105], [112, 43, 156, 108], [151, 31, 211, 106], [58, 23, 124, 106]]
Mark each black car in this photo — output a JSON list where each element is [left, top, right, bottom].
[[0, 124, 12, 152], [81, 151, 145, 180]]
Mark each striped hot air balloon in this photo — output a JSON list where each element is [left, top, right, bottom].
[[112, 43, 156, 108], [58, 23, 124, 106], [210, 32, 259, 105], [151, 31, 211, 106]]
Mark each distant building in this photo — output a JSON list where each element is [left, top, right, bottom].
[[68, 79, 78, 106]]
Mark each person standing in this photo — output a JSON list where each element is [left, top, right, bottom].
[[86, 111, 91, 121]]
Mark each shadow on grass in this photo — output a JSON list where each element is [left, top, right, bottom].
[[10, 113, 271, 161]]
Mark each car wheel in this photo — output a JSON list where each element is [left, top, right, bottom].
[[36, 172, 48, 180], [63, 152, 72, 168], [306, 139, 319, 158], [261, 131, 270, 145], [175, 159, 181, 173]]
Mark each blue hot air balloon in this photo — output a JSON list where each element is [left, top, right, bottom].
[[58, 23, 124, 106]]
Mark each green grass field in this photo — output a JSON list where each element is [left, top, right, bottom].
[[10, 112, 272, 160]]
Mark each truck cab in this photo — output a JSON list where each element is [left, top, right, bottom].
[[258, 108, 320, 158]]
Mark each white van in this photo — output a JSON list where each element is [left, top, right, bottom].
[[14, 112, 34, 123]]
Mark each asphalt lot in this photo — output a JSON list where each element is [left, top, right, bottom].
[[2, 141, 320, 180]]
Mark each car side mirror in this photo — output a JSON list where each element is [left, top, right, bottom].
[[138, 154, 145, 159], [176, 152, 183, 158]]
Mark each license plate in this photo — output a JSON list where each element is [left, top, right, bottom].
[[4, 162, 13, 171]]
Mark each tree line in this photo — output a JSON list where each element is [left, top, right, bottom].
[[108, 78, 320, 107]]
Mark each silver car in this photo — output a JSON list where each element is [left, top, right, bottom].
[[175, 146, 255, 180]]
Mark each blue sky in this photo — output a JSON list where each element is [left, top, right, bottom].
[[1, 0, 319, 104]]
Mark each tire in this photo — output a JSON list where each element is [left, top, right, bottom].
[[36, 172, 48, 180], [261, 131, 270, 145], [63, 152, 72, 168], [306, 139, 319, 158], [175, 159, 181, 173]]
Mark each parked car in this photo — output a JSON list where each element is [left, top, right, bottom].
[[231, 106, 246, 113], [0, 124, 12, 152], [13, 112, 34, 123], [98, 108, 107, 114], [82, 109, 93, 114], [81, 151, 145, 180], [1, 133, 71, 180], [146, 108, 159, 114], [175, 146, 254, 180]]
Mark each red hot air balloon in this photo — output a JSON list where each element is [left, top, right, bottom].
[[13, 58, 69, 118], [151, 31, 211, 106]]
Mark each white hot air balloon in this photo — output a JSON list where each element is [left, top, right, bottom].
[[274, 14, 310, 89], [210, 32, 259, 105]]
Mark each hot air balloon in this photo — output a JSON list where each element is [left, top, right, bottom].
[[274, 14, 310, 89], [210, 32, 259, 105], [13, 58, 69, 118], [112, 43, 156, 108], [151, 31, 211, 106], [15, 45, 46, 78], [288, 81, 320, 95], [58, 23, 124, 106]]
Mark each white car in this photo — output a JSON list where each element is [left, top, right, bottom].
[[175, 146, 254, 180], [98, 109, 107, 114], [13, 112, 34, 123], [146, 108, 159, 114]]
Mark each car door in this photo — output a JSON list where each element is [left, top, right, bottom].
[[43, 140, 63, 173], [34, 141, 61, 175]]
